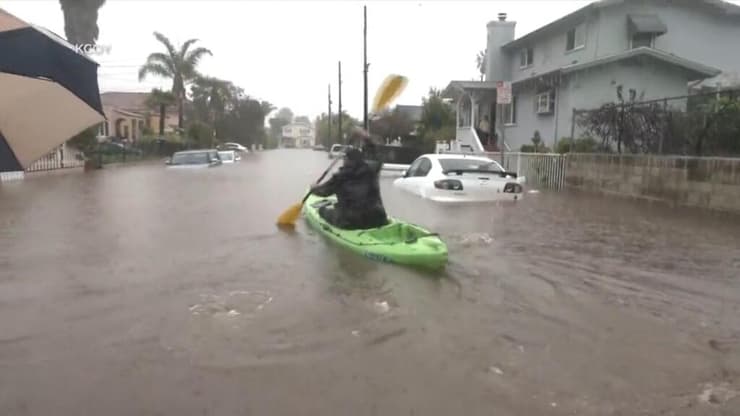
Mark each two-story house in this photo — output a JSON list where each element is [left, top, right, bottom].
[[281, 122, 316, 148], [445, 0, 740, 152]]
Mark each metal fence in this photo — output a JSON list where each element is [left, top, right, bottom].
[[487, 152, 567, 190], [571, 88, 740, 157]]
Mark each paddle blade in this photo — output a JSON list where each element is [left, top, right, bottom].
[[372, 74, 408, 114], [276, 202, 303, 227]]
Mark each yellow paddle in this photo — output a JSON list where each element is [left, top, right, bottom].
[[276, 74, 408, 227]]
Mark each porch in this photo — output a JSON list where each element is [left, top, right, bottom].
[[443, 80, 507, 153]]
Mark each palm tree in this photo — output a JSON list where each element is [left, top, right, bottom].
[[145, 88, 176, 137], [59, 0, 106, 45], [475, 49, 487, 81], [138, 32, 212, 131]]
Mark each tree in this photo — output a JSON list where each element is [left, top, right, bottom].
[[369, 107, 415, 143], [217, 94, 273, 147], [275, 107, 294, 123], [418, 87, 456, 147], [145, 88, 176, 137], [59, 0, 106, 163], [138, 32, 212, 131], [190, 76, 234, 145], [294, 115, 311, 124], [475, 49, 487, 81], [314, 111, 360, 147], [59, 0, 106, 46]]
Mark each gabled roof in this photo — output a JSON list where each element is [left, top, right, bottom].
[[502, 0, 740, 50], [560, 47, 721, 79]]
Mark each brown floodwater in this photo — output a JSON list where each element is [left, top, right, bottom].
[[1, 149, 739, 415]]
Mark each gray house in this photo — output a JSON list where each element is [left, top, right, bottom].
[[445, 0, 740, 152]]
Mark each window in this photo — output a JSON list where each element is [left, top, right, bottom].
[[519, 47, 534, 68], [439, 158, 504, 173], [405, 158, 423, 177], [414, 158, 433, 177], [502, 96, 517, 125], [536, 91, 555, 114], [631, 33, 654, 48], [566, 23, 585, 51]]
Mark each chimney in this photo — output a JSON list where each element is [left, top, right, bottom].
[[486, 15, 516, 82]]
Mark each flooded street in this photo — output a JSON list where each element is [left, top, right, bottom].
[[2, 149, 740, 415]]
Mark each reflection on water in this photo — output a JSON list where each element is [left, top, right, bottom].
[[2, 149, 740, 415]]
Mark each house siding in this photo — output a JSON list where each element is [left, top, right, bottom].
[[506, 1, 740, 85], [595, 1, 740, 73], [505, 58, 694, 149]]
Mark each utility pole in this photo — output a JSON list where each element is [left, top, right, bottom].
[[328, 84, 332, 146], [338, 61, 343, 144], [363, 5, 369, 132]]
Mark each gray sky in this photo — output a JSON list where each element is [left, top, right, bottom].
[[3, 0, 738, 120]]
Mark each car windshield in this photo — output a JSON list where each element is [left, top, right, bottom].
[[331, 145, 346, 152], [439, 158, 504, 173], [218, 152, 234, 161], [171, 152, 210, 165]]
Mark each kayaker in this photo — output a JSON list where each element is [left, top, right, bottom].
[[310, 130, 389, 230]]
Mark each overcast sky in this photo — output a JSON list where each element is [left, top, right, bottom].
[[3, 0, 738, 121]]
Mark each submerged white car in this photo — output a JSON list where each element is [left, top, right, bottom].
[[393, 154, 525, 202], [217, 150, 239, 164]]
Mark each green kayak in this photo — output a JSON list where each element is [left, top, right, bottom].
[[302, 193, 448, 270]]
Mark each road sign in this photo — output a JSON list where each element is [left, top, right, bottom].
[[496, 81, 512, 104]]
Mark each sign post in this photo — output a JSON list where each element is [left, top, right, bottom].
[[496, 81, 512, 165]]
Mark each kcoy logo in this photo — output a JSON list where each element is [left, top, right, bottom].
[[72, 43, 112, 55]]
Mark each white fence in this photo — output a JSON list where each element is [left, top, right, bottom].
[[486, 152, 567, 190]]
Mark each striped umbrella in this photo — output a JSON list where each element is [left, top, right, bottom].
[[0, 8, 105, 172]]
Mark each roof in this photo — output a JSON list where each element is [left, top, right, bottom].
[[560, 47, 721, 79], [174, 149, 217, 154], [101, 91, 177, 112], [111, 108, 146, 119], [424, 153, 496, 162], [502, 0, 740, 50], [446, 80, 499, 91], [101, 92, 149, 108]]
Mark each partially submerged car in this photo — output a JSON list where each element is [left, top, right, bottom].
[[217, 150, 239, 164], [166, 149, 222, 168], [393, 154, 525, 202]]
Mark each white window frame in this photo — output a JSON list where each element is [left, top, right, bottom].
[[565, 23, 586, 52], [519, 47, 533, 69], [502, 96, 517, 125], [536, 91, 555, 115]]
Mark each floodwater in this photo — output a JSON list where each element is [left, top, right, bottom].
[[1, 149, 740, 415]]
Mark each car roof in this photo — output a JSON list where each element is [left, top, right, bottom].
[[419, 153, 496, 163], [173, 149, 217, 154]]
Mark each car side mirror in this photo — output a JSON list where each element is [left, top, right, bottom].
[[400, 170, 407, 177]]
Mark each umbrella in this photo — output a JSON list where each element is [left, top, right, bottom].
[[0, 8, 105, 173]]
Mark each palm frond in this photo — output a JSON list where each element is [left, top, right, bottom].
[[153, 31, 178, 58], [143, 52, 176, 73], [179, 38, 200, 57], [138, 63, 172, 81], [184, 47, 213, 68]]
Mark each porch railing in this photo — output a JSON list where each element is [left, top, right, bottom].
[[26, 145, 84, 172]]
